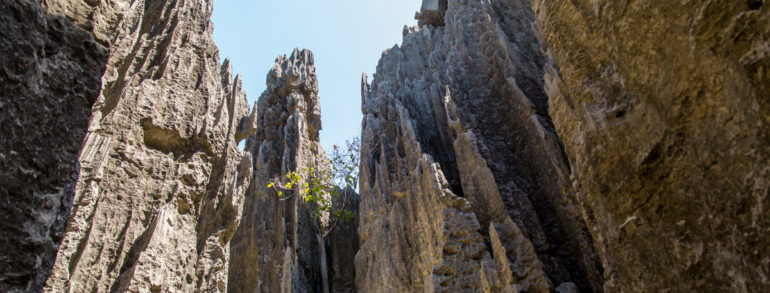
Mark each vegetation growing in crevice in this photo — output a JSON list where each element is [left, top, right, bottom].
[[268, 137, 360, 293]]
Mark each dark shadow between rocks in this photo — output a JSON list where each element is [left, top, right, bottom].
[[0, 0, 106, 291]]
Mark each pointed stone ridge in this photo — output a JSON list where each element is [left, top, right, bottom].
[[356, 0, 601, 291], [228, 48, 328, 293], [38, 0, 254, 291]]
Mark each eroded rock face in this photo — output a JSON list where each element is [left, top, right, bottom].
[[227, 49, 326, 293], [0, 1, 106, 291], [356, 0, 602, 291], [39, 0, 255, 291], [5, 0, 354, 291], [6, 0, 768, 292], [531, 1, 770, 291], [329, 188, 359, 293]]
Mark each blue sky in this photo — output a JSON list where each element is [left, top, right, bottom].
[[212, 0, 420, 151]]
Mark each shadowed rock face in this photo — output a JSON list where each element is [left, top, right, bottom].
[[329, 188, 359, 293], [531, 0, 770, 291], [356, 0, 602, 291], [360, 0, 770, 291], [0, 1, 106, 291], [416, 0, 447, 27]]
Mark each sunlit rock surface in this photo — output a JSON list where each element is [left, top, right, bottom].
[[356, 0, 602, 291], [38, 0, 254, 291]]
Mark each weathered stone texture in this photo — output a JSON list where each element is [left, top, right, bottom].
[[416, 0, 447, 27], [328, 188, 359, 293], [39, 0, 255, 292], [4, 0, 355, 291], [356, 0, 602, 291], [227, 49, 326, 293], [42, 0, 134, 47], [4, 0, 769, 292], [0, 0, 106, 291], [531, 0, 770, 291]]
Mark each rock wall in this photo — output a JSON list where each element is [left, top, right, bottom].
[[4, 0, 769, 292], [356, 0, 602, 291], [227, 49, 326, 293], [31, 0, 255, 291], [225, 49, 358, 293], [2, 0, 356, 291], [0, 1, 106, 291], [358, 0, 769, 292], [531, 0, 770, 291]]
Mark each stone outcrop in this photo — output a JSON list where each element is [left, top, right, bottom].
[[0, 1, 106, 291], [35, 0, 255, 291], [356, 0, 602, 291], [416, 0, 447, 27], [3, 0, 769, 292], [223, 48, 358, 293], [531, 0, 770, 291], [227, 48, 326, 293], [358, 0, 769, 291], [3, 0, 356, 291]]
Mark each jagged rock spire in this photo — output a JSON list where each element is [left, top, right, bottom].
[[356, 0, 600, 291], [228, 48, 327, 293]]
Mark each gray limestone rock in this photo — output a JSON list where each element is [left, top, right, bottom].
[[0, 1, 106, 291], [356, 0, 602, 292], [329, 188, 360, 293], [531, 0, 770, 291], [227, 49, 326, 293], [38, 0, 254, 292], [416, 0, 447, 27], [4, 0, 768, 292], [4, 1, 353, 291]]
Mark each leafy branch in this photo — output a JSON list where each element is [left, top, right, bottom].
[[267, 137, 360, 238]]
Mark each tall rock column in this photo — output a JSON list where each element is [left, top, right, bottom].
[[356, 0, 602, 291], [228, 49, 326, 293], [531, 0, 770, 291], [41, 0, 255, 291]]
